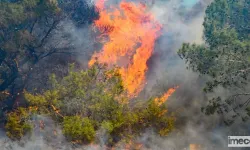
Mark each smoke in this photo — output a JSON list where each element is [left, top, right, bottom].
[[142, 0, 249, 149], [0, 116, 109, 150], [1, 0, 249, 149], [0, 116, 68, 150], [144, 0, 211, 96]]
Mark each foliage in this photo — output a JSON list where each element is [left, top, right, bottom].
[[203, 0, 250, 47], [178, 0, 250, 123], [0, 0, 174, 145], [0, 0, 62, 115], [5, 107, 32, 140], [4, 64, 175, 145], [59, 0, 99, 26], [0, 0, 98, 123], [63, 116, 95, 143]]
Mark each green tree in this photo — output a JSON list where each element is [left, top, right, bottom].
[[63, 116, 95, 143], [0, 0, 98, 123], [5, 64, 175, 146], [5, 107, 32, 140], [0, 0, 62, 113], [178, 0, 250, 124]]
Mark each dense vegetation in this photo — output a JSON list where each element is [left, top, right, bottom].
[[0, 0, 98, 113], [1, 0, 249, 148], [0, 1, 175, 146], [5, 63, 175, 145], [178, 0, 250, 124]]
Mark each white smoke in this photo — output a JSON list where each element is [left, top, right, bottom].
[[2, 0, 249, 149], [143, 0, 248, 149]]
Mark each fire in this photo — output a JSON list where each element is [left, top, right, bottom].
[[1, 91, 10, 95], [89, 0, 162, 97], [154, 86, 179, 106], [189, 144, 202, 150], [123, 140, 143, 150]]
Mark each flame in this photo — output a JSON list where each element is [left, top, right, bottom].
[[154, 86, 179, 106], [189, 144, 202, 150], [89, 0, 162, 97], [123, 140, 143, 150], [1, 91, 10, 95]]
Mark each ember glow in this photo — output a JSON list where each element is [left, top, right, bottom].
[[89, 0, 162, 97]]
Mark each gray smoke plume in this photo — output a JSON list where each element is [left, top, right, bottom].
[[142, 0, 249, 150], [1, 0, 249, 149]]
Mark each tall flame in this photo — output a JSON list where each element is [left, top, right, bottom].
[[154, 86, 179, 106], [89, 0, 162, 97]]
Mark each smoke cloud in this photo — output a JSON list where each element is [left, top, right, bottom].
[[1, 0, 249, 149], [143, 0, 249, 150]]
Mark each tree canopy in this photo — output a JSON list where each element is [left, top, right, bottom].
[[0, 0, 98, 120], [5, 64, 175, 146], [0, 0, 176, 147], [178, 0, 250, 124]]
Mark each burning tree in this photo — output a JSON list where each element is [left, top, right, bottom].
[[5, 63, 176, 146], [4, 0, 178, 147], [89, 0, 162, 97]]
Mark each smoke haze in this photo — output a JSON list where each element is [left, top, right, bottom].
[[1, 0, 249, 149]]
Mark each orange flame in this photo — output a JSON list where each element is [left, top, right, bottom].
[[154, 86, 179, 106], [89, 0, 162, 97], [189, 144, 202, 150]]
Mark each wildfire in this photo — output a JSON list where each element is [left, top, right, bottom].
[[189, 144, 202, 150], [89, 0, 162, 97], [154, 86, 179, 106], [1, 91, 10, 95]]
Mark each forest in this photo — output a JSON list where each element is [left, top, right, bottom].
[[0, 0, 249, 149]]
